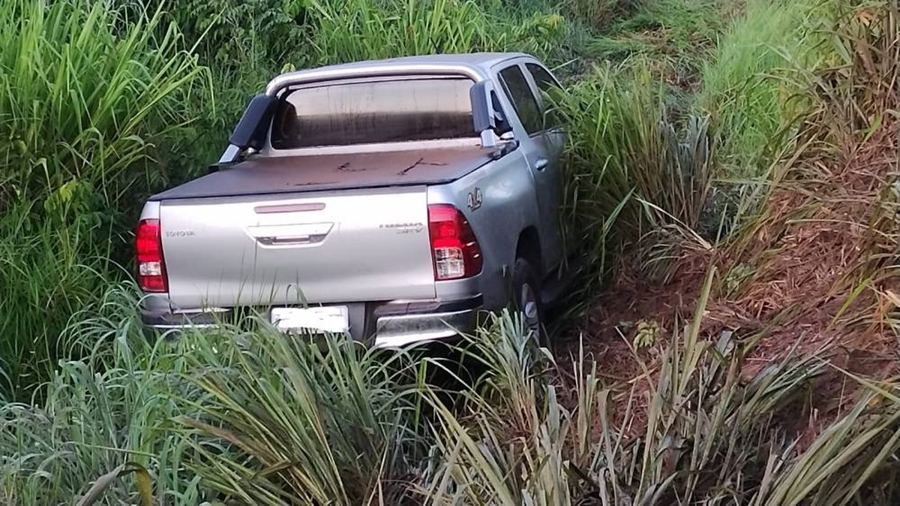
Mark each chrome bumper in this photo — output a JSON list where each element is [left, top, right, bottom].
[[373, 309, 478, 347], [140, 294, 482, 346]]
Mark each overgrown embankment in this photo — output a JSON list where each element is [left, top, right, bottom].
[[3, 0, 900, 504], [567, 0, 900, 433]]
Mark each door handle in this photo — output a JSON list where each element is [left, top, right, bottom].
[[249, 223, 333, 247], [257, 234, 325, 246], [535, 158, 549, 171]]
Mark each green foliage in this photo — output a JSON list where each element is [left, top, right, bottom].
[[0, 0, 204, 400], [699, 0, 835, 178], [0, 284, 205, 506], [0, 205, 112, 399], [553, 61, 714, 286], [616, 0, 726, 53], [298, 0, 567, 66], [3, 284, 900, 504], [424, 314, 573, 506], [558, 0, 627, 29], [0, 0, 203, 213], [148, 0, 307, 68], [422, 273, 900, 505], [178, 327, 426, 505], [582, 0, 728, 85]]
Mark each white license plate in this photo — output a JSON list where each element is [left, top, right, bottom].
[[270, 306, 349, 334]]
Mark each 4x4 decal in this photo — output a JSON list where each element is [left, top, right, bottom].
[[467, 187, 483, 211]]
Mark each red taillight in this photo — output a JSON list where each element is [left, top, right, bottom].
[[428, 204, 483, 281], [136, 219, 168, 292]]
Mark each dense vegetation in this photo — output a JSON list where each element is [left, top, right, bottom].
[[2, 0, 900, 504]]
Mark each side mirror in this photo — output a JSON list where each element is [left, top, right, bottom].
[[219, 94, 276, 164], [470, 81, 512, 138], [229, 94, 276, 150]]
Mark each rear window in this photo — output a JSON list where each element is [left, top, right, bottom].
[[271, 76, 475, 149]]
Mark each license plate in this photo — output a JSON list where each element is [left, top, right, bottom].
[[270, 306, 349, 334]]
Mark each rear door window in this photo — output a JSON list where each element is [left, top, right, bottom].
[[525, 63, 563, 129]]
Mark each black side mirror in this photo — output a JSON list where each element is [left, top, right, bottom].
[[229, 94, 276, 150], [470, 81, 512, 137], [470, 81, 494, 135]]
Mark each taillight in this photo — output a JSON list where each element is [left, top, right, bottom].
[[136, 219, 168, 292], [428, 204, 483, 281]]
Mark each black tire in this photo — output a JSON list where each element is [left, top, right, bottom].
[[513, 257, 546, 345]]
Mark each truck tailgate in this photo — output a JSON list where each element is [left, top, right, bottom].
[[159, 186, 435, 309]]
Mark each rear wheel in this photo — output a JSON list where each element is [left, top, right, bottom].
[[513, 258, 546, 345]]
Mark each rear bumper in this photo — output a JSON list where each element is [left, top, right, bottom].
[[140, 294, 482, 347], [371, 297, 481, 347]]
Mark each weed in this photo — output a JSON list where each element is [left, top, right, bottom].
[[633, 318, 662, 349], [554, 61, 714, 288]]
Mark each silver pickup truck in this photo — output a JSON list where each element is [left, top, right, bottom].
[[136, 52, 578, 347]]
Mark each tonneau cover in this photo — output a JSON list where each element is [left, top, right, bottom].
[[149, 146, 493, 201]]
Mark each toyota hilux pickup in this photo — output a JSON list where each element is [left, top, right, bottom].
[[136, 52, 578, 347]]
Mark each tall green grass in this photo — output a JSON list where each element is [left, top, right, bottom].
[[0, 284, 203, 505], [178, 328, 427, 505], [0, 284, 428, 505], [0, 0, 204, 400], [553, 0, 841, 290], [0, 207, 113, 399], [423, 274, 900, 505], [299, 0, 567, 66], [5, 281, 900, 504], [554, 61, 714, 288], [0, 0, 204, 211], [699, 0, 836, 179]]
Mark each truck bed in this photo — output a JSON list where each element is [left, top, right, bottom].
[[149, 145, 494, 201]]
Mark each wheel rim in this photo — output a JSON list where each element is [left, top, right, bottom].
[[520, 282, 541, 340]]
